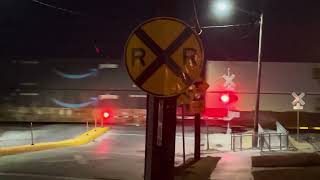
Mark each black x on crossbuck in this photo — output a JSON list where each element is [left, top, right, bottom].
[[133, 27, 196, 87]]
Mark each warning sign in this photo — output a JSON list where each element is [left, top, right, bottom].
[[124, 17, 204, 97]]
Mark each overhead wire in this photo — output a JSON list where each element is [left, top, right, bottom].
[[192, 0, 203, 35], [201, 22, 257, 29], [31, 0, 81, 15], [31, 0, 110, 58]]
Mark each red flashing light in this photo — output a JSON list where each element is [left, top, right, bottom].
[[103, 112, 110, 119], [220, 94, 230, 104], [219, 92, 238, 104]]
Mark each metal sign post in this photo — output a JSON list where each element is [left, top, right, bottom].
[[206, 119, 209, 150], [30, 122, 34, 145], [191, 81, 209, 161], [291, 92, 305, 141], [194, 113, 201, 161], [144, 95, 177, 180], [124, 17, 204, 180], [181, 105, 186, 165], [223, 68, 236, 134]]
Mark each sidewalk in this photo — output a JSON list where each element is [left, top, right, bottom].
[[210, 151, 258, 180], [289, 136, 315, 152]]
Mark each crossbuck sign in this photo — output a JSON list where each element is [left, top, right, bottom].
[[223, 68, 235, 90], [291, 92, 305, 110], [124, 17, 204, 97]]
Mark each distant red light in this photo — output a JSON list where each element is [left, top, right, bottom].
[[220, 94, 230, 103], [103, 112, 110, 119]]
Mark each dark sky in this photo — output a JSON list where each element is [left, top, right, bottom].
[[1, 0, 320, 62]]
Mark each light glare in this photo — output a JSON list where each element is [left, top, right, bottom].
[[220, 94, 230, 103], [103, 112, 110, 119], [211, 0, 233, 17]]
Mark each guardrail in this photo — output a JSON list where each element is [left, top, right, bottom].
[[231, 132, 289, 152], [259, 132, 289, 151], [231, 133, 254, 151]]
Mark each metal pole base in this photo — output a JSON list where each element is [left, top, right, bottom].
[[144, 95, 177, 180]]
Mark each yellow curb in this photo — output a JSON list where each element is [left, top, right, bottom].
[[0, 127, 109, 156]]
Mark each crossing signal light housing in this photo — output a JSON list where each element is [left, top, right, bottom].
[[219, 92, 238, 104], [100, 109, 112, 121]]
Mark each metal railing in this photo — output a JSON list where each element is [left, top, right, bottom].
[[259, 132, 289, 151], [231, 132, 289, 152], [231, 133, 254, 151]]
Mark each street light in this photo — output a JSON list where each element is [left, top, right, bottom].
[[211, 0, 233, 17], [210, 0, 264, 147]]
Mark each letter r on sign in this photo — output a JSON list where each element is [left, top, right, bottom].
[[132, 48, 146, 67], [183, 48, 197, 66]]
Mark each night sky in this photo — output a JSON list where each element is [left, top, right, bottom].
[[1, 0, 320, 62]]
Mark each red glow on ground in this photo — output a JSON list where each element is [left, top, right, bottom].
[[95, 139, 110, 154]]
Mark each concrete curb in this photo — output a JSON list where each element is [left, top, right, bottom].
[[0, 127, 109, 156]]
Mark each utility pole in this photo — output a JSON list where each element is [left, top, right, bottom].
[[253, 13, 264, 147]]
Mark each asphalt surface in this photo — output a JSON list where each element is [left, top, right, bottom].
[[0, 125, 226, 180]]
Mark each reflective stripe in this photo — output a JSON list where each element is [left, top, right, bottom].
[[98, 95, 119, 100], [129, 95, 147, 98], [98, 64, 118, 69], [19, 93, 39, 96], [20, 82, 37, 86]]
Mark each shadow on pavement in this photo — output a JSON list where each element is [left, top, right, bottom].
[[252, 153, 320, 180], [252, 153, 320, 167], [253, 167, 320, 180], [175, 156, 221, 180]]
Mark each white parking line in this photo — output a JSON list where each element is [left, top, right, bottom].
[[107, 133, 145, 136]]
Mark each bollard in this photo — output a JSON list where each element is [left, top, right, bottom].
[[286, 134, 289, 150], [230, 134, 232, 150], [240, 134, 243, 151], [206, 120, 209, 150], [231, 134, 235, 151], [86, 120, 89, 131], [279, 134, 282, 150], [30, 122, 34, 145], [268, 133, 271, 151]]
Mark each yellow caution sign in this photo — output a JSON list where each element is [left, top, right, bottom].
[[124, 17, 204, 97]]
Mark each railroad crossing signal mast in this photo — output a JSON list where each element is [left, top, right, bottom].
[[291, 92, 306, 141], [124, 2, 204, 179]]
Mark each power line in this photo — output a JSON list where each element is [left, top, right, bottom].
[[201, 22, 257, 29], [192, 0, 202, 35], [31, 0, 81, 15]]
